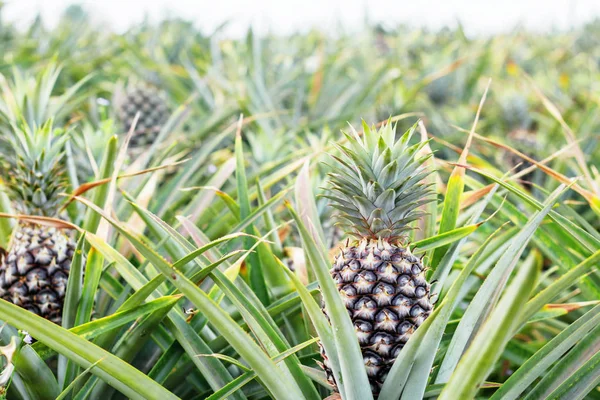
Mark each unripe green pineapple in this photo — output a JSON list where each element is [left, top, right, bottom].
[[322, 122, 435, 396], [500, 94, 538, 187], [426, 75, 453, 105], [500, 94, 532, 131], [115, 84, 170, 149], [0, 120, 76, 324]]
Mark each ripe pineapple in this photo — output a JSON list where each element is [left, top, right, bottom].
[[322, 122, 435, 396], [115, 84, 170, 149], [0, 120, 76, 324]]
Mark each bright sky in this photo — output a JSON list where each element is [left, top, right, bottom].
[[4, 0, 600, 36]]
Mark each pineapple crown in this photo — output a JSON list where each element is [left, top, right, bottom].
[[0, 119, 70, 217], [0, 64, 88, 217], [324, 121, 435, 242], [0, 64, 90, 137]]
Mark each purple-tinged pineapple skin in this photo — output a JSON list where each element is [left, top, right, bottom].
[[118, 86, 170, 148], [0, 222, 76, 324], [322, 239, 432, 396], [321, 122, 436, 397]]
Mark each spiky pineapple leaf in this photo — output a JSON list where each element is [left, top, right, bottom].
[[522, 323, 600, 399], [287, 203, 373, 400], [32, 295, 183, 359], [81, 135, 118, 234], [412, 223, 482, 253], [280, 258, 344, 396], [0, 187, 14, 247], [77, 195, 314, 399], [56, 359, 102, 400], [82, 229, 244, 399], [295, 160, 327, 253], [523, 249, 600, 321], [439, 248, 539, 399], [89, 292, 181, 399], [0, 299, 178, 399], [379, 220, 506, 400], [235, 116, 270, 304], [13, 344, 59, 400], [129, 201, 319, 399], [491, 303, 600, 399], [206, 337, 321, 400], [58, 231, 86, 390], [436, 184, 570, 383], [430, 80, 490, 270]]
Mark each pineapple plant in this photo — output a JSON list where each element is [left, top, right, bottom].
[[321, 122, 435, 396], [0, 120, 76, 325], [0, 13, 597, 400], [500, 94, 532, 131], [114, 83, 170, 149], [426, 74, 454, 105], [500, 93, 538, 187]]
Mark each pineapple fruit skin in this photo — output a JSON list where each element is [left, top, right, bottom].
[[321, 122, 435, 396], [0, 222, 76, 325], [117, 86, 169, 148], [322, 239, 432, 396]]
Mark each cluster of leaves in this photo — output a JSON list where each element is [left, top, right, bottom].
[[0, 4, 598, 399]]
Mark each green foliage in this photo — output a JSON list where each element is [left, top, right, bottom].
[[0, 9, 597, 400]]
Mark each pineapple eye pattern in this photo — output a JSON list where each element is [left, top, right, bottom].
[[117, 86, 170, 149], [327, 240, 433, 395], [0, 224, 76, 325]]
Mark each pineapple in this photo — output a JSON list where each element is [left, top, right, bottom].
[[0, 120, 76, 324], [426, 75, 453, 105], [501, 94, 532, 131], [321, 122, 435, 396], [500, 94, 538, 188], [115, 84, 170, 149]]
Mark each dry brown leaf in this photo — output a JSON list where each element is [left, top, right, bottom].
[[461, 184, 495, 209], [63, 158, 189, 209], [544, 300, 600, 312], [0, 213, 80, 230], [468, 132, 596, 203], [524, 73, 597, 194]]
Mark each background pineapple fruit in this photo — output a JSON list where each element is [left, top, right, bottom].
[[500, 94, 538, 188], [426, 74, 454, 105], [115, 84, 170, 149], [321, 122, 435, 396], [0, 120, 76, 324]]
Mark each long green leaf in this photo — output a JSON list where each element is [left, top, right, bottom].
[[14, 345, 59, 400], [33, 295, 183, 359], [77, 197, 307, 399], [81, 135, 118, 234], [0, 299, 178, 400], [235, 117, 270, 304], [491, 304, 600, 399], [438, 247, 539, 399], [436, 184, 569, 383], [287, 203, 373, 400], [412, 223, 480, 253], [58, 232, 86, 390], [280, 259, 343, 396], [523, 248, 600, 321]]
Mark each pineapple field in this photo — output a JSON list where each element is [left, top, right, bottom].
[[0, 4, 599, 400]]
